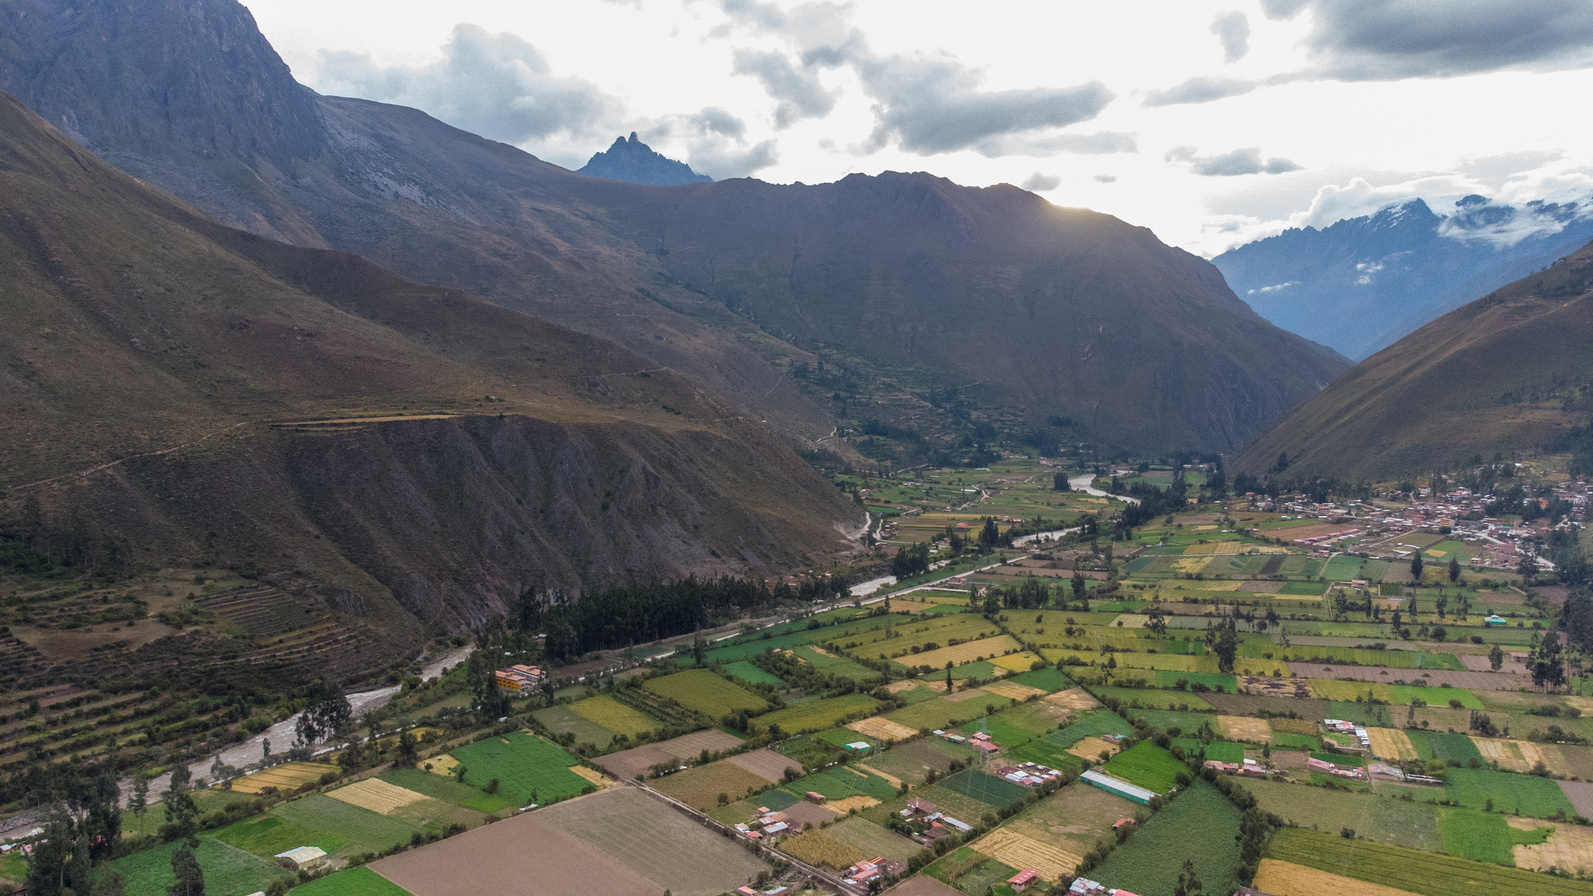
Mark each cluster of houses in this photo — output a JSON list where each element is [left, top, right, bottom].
[[736, 807, 799, 839], [995, 762, 1066, 787], [1202, 757, 1279, 778], [1068, 877, 1140, 896], [841, 855, 907, 886], [899, 796, 975, 845], [935, 728, 1002, 755], [1307, 756, 1366, 780], [1324, 718, 1372, 751]]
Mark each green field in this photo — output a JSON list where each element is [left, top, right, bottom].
[[1239, 778, 1442, 851], [214, 811, 349, 858], [643, 669, 769, 717], [755, 694, 880, 734], [1437, 809, 1516, 865], [1103, 741, 1186, 793], [723, 660, 784, 685], [449, 731, 591, 806], [886, 692, 1017, 731], [108, 837, 290, 896], [569, 695, 660, 737], [1409, 730, 1484, 764], [291, 866, 413, 895], [937, 769, 1031, 810], [1049, 710, 1134, 748], [271, 795, 427, 855], [1093, 781, 1241, 896], [782, 765, 898, 802], [1444, 768, 1576, 819], [1267, 828, 1593, 896]]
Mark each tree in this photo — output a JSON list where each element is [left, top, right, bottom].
[[1410, 551, 1424, 581], [1448, 556, 1462, 583], [130, 770, 149, 829], [978, 518, 1000, 551], [1489, 643, 1505, 671], [1531, 633, 1567, 692], [162, 768, 200, 848], [168, 845, 205, 896], [1213, 614, 1239, 675], [395, 730, 420, 769], [1173, 858, 1204, 896]]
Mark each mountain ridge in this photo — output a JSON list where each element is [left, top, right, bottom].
[[579, 132, 712, 185], [0, 0, 1348, 453]]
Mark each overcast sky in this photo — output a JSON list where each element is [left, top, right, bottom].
[[241, 0, 1593, 256]]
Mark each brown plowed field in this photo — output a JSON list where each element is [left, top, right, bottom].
[[594, 729, 745, 780], [1253, 859, 1421, 896], [1560, 780, 1593, 818], [885, 877, 967, 896], [726, 748, 802, 783]]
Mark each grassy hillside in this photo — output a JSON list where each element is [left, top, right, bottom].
[[1236, 239, 1593, 480]]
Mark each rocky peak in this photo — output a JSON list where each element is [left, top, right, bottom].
[[578, 132, 711, 186]]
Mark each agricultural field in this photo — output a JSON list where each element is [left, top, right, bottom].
[[290, 866, 413, 896], [1266, 828, 1593, 896], [108, 837, 290, 896], [642, 669, 769, 717], [1101, 741, 1185, 793], [569, 695, 661, 738], [652, 757, 771, 810], [1444, 768, 1577, 819], [1091, 781, 1241, 896], [448, 731, 592, 806], [230, 761, 337, 795], [754, 693, 880, 734], [593, 729, 746, 780]]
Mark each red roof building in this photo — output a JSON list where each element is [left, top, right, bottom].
[[1008, 869, 1039, 891]]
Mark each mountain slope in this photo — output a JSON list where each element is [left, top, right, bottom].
[[1234, 239, 1593, 481], [1214, 196, 1593, 360], [0, 0, 1348, 452], [580, 132, 712, 185], [0, 90, 856, 681]]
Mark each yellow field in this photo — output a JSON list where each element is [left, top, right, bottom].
[[1511, 816, 1593, 873], [230, 762, 337, 795], [328, 778, 429, 815], [1270, 718, 1318, 736], [1068, 736, 1121, 763], [570, 766, 612, 789], [781, 828, 864, 870], [1045, 689, 1099, 712], [1218, 715, 1272, 743], [1366, 728, 1419, 761], [847, 716, 919, 742], [1253, 860, 1421, 896], [890, 599, 937, 613], [426, 754, 461, 777], [911, 635, 1023, 670], [991, 651, 1044, 673], [1182, 541, 1246, 555], [570, 696, 659, 738], [827, 795, 881, 814], [1472, 737, 1547, 773], [1112, 614, 1148, 628], [1309, 680, 1391, 702], [982, 681, 1048, 701], [1171, 557, 1210, 573], [971, 828, 1081, 881]]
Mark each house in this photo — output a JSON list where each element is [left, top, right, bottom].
[[1069, 878, 1109, 895], [1485, 615, 1508, 626], [274, 846, 327, 871], [906, 797, 939, 816], [804, 791, 827, 804], [493, 664, 544, 696], [1009, 869, 1039, 891]]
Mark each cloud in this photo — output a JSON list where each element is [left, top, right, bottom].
[[848, 52, 1113, 155], [972, 130, 1137, 158], [648, 107, 778, 178], [1142, 76, 1263, 107], [1020, 172, 1061, 192], [720, 0, 788, 30], [317, 24, 621, 146], [1211, 11, 1251, 63], [731, 50, 837, 127], [1166, 146, 1302, 177], [1247, 281, 1300, 295], [1094, 174, 1118, 183], [1272, 0, 1593, 79]]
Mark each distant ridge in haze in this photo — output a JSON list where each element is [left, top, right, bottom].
[[580, 132, 713, 185], [1214, 194, 1593, 360], [1235, 238, 1593, 481]]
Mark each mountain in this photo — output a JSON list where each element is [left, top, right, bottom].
[[579, 132, 712, 185], [1234, 238, 1593, 481], [1214, 195, 1593, 360], [0, 0, 1347, 453], [0, 90, 856, 683]]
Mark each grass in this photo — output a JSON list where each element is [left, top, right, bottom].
[[1093, 781, 1241, 896], [213, 812, 349, 858], [1388, 685, 1484, 709], [1438, 809, 1516, 865], [1272, 732, 1320, 750], [1237, 778, 1442, 852], [1102, 741, 1187, 793], [723, 660, 784, 685], [569, 695, 660, 738], [290, 866, 412, 895], [1267, 827, 1593, 896], [786, 765, 899, 802], [1096, 686, 1216, 710], [643, 669, 769, 718], [1409, 730, 1484, 764], [377, 769, 491, 806], [1048, 710, 1134, 748], [1444, 768, 1577, 819], [1009, 666, 1073, 692], [886, 692, 1017, 732], [108, 837, 290, 896], [937, 769, 1032, 811], [1170, 738, 1244, 762], [654, 759, 771, 811], [448, 731, 590, 806], [754, 694, 880, 734], [271, 795, 426, 855]]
